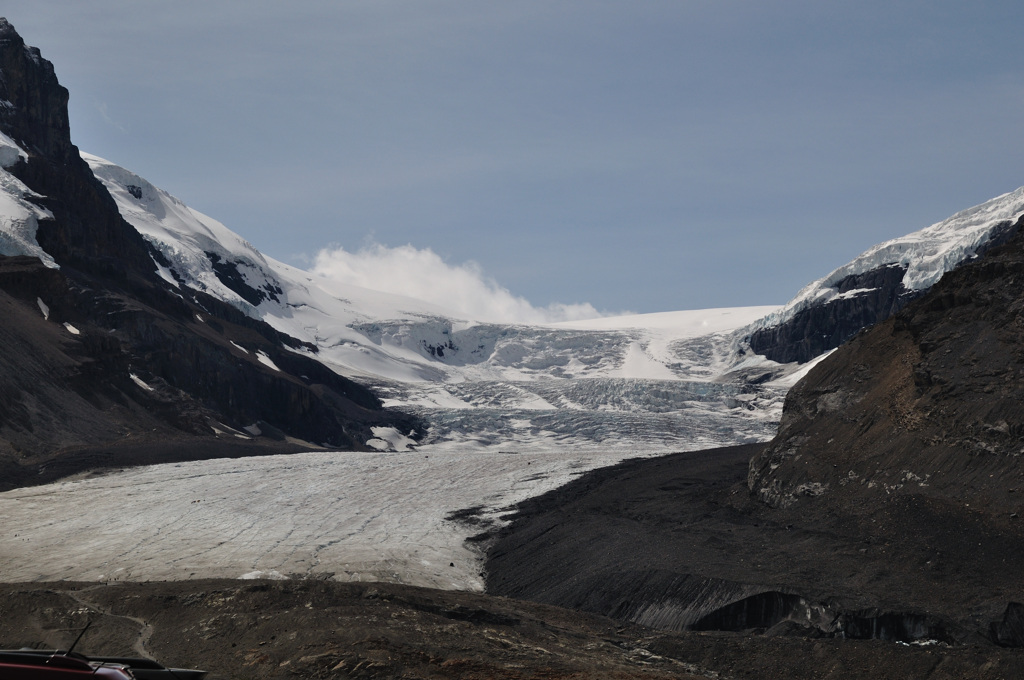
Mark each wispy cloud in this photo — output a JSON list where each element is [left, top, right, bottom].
[[311, 242, 603, 324], [94, 100, 128, 134]]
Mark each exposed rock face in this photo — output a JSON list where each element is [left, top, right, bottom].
[[0, 18, 155, 278], [0, 19, 72, 160], [0, 19, 419, 487], [205, 250, 283, 306], [747, 263, 922, 364]]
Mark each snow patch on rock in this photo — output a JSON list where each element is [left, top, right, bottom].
[[130, 373, 155, 392], [0, 161, 57, 268], [366, 426, 417, 452], [256, 350, 280, 372], [0, 130, 27, 168], [84, 152, 282, 314]]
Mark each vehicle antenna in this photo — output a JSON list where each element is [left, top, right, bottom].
[[65, 620, 92, 655]]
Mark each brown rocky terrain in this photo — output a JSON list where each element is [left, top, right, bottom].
[[749, 218, 1024, 512], [746, 218, 1024, 628], [484, 443, 1024, 644], [2, 579, 1022, 680]]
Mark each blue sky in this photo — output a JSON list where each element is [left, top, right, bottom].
[[10, 2, 1024, 316]]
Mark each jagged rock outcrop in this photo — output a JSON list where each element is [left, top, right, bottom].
[[0, 19, 156, 279], [0, 19, 419, 488]]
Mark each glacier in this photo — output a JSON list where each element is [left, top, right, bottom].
[[84, 152, 793, 455], [0, 447, 685, 590]]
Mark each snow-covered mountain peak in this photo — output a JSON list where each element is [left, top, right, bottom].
[[84, 152, 286, 311], [84, 152, 473, 326], [751, 185, 1024, 333]]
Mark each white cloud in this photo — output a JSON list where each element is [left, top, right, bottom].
[[311, 242, 604, 324]]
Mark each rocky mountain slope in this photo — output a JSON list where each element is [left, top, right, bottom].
[[485, 441, 1024, 647], [741, 206, 1024, 641], [0, 19, 418, 489], [748, 219, 1024, 511]]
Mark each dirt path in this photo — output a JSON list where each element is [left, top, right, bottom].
[[61, 585, 155, 659]]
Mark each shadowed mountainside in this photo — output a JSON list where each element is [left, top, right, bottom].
[[0, 19, 419, 489], [484, 444, 1024, 645], [749, 220, 1024, 511]]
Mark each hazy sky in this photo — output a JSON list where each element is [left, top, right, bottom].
[[9, 2, 1024, 317]]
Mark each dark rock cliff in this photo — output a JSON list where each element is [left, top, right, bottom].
[[0, 19, 419, 488], [747, 263, 922, 365], [0, 18, 155, 279]]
